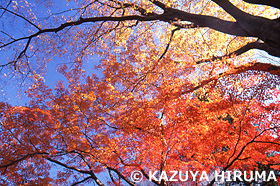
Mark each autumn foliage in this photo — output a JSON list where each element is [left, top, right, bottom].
[[0, 0, 280, 185]]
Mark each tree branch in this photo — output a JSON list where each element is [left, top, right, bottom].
[[0, 152, 48, 169], [149, 0, 168, 10], [168, 8, 251, 37], [196, 40, 280, 65], [71, 176, 92, 186], [196, 41, 258, 64], [1, 0, 280, 72], [46, 158, 91, 174], [141, 168, 161, 185], [207, 126, 278, 186], [47, 157, 105, 186], [243, 0, 280, 9], [107, 169, 118, 185], [88, 171, 105, 186], [0, 14, 162, 49], [177, 62, 280, 99], [0, 0, 12, 18], [252, 41, 280, 57], [211, 0, 256, 21], [159, 27, 180, 60], [211, 0, 280, 49], [106, 167, 136, 186], [0, 6, 41, 30], [109, 0, 158, 16], [232, 62, 280, 76], [253, 141, 280, 145]]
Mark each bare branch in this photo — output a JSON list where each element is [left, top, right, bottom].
[[178, 61, 280, 99], [0, 6, 41, 30], [0, 0, 12, 18], [88, 171, 105, 186], [232, 62, 280, 76], [196, 41, 257, 64], [168, 8, 251, 37], [107, 166, 136, 186], [149, 0, 168, 10], [0, 30, 15, 40], [243, 0, 280, 9], [159, 27, 180, 60], [0, 152, 48, 169], [46, 157, 91, 174], [107, 169, 118, 185], [71, 176, 92, 186], [109, 0, 158, 16], [197, 41, 280, 64], [141, 168, 161, 185], [0, 14, 161, 50], [211, 0, 255, 21], [252, 41, 280, 57], [253, 141, 280, 145], [211, 0, 280, 49], [47, 155, 105, 186]]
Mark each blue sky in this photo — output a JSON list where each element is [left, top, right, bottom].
[[0, 0, 104, 106]]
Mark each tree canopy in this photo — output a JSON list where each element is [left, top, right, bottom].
[[0, 0, 280, 185]]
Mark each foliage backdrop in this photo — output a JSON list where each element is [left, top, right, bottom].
[[0, 0, 280, 185]]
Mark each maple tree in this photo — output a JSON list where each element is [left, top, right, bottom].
[[0, 0, 280, 185]]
